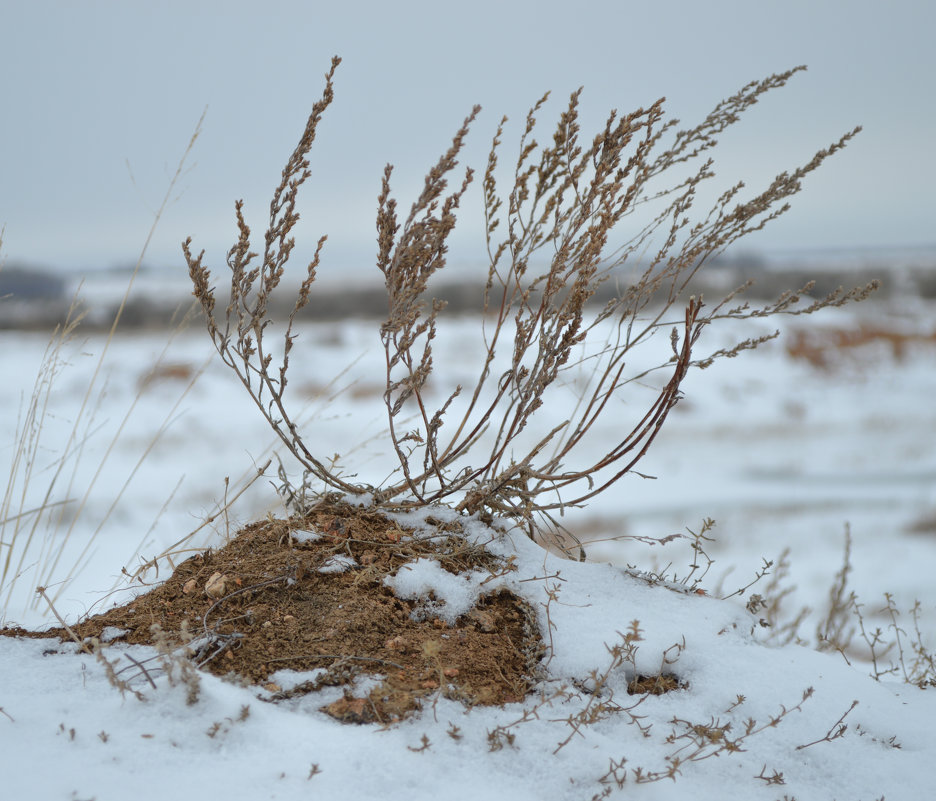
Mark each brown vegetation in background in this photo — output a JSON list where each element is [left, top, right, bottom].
[[786, 324, 936, 369], [137, 362, 196, 390]]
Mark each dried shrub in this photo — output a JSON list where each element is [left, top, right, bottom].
[[184, 57, 877, 541]]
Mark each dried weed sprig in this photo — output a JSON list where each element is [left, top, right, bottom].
[[185, 56, 354, 497], [634, 687, 814, 783], [185, 59, 875, 537], [552, 622, 681, 754], [795, 699, 858, 750], [756, 528, 936, 687]]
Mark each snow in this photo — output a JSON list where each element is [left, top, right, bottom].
[[290, 529, 322, 544], [385, 557, 491, 623], [3, 286, 936, 799], [2, 512, 934, 800], [318, 554, 357, 573]]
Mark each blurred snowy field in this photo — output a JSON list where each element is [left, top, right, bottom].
[[2, 290, 935, 642]]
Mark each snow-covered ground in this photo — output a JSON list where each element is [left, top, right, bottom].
[[2, 284, 935, 799]]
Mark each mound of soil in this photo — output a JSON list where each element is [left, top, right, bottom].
[[4, 501, 545, 723]]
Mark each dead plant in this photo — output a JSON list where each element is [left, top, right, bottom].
[[184, 58, 877, 539]]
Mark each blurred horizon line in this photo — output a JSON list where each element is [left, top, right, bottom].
[[3, 240, 936, 279]]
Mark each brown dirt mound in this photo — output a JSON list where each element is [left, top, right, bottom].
[[4, 501, 545, 723]]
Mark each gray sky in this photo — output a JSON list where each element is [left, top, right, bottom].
[[1, 0, 933, 279]]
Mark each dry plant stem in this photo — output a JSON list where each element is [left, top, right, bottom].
[[35, 586, 93, 655], [796, 699, 858, 750], [46, 327, 212, 603], [50, 113, 207, 564], [0, 500, 72, 527], [377, 106, 480, 500], [186, 60, 876, 533], [816, 524, 855, 653], [37, 585, 149, 700], [120, 652, 159, 691], [652, 688, 814, 776], [185, 57, 358, 498]]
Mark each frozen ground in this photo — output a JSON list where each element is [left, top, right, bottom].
[[2, 286, 935, 799]]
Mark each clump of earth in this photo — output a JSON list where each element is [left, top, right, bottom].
[[4, 500, 546, 723]]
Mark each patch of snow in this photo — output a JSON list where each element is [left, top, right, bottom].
[[290, 529, 321, 543], [384, 557, 490, 623], [266, 668, 325, 693], [344, 491, 375, 507], [99, 626, 128, 643], [318, 555, 357, 574]]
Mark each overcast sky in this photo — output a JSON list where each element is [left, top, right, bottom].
[[1, 0, 933, 280]]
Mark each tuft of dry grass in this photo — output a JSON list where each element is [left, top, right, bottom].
[[184, 58, 878, 545], [0, 111, 256, 620]]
